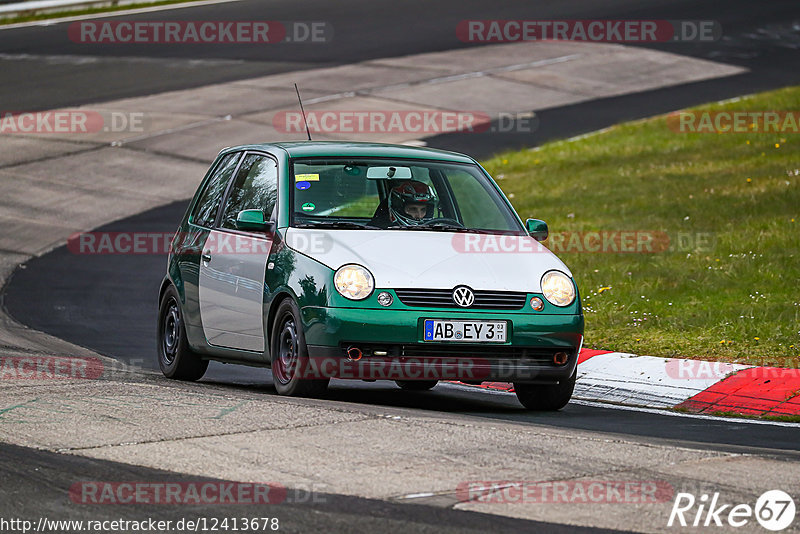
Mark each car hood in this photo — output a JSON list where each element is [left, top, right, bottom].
[[284, 228, 572, 292]]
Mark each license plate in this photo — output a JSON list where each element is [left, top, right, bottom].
[[423, 319, 507, 343]]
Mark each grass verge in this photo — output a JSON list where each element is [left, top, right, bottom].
[[483, 86, 800, 367], [0, 0, 203, 25]]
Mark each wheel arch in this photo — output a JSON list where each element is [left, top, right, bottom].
[[159, 273, 187, 305], [265, 290, 298, 361], [158, 276, 173, 306]]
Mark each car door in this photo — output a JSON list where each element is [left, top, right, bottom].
[[198, 152, 278, 353], [178, 151, 243, 331]]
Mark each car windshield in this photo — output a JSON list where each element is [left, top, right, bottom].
[[289, 158, 525, 234]]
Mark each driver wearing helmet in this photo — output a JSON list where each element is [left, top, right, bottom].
[[387, 180, 437, 226]]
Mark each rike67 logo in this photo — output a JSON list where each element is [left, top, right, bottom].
[[668, 490, 795, 531]]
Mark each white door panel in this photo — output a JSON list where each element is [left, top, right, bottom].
[[199, 230, 271, 352]]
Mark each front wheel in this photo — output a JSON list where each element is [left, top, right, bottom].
[[270, 299, 329, 397], [395, 380, 438, 391], [157, 286, 208, 381], [513, 370, 575, 411]]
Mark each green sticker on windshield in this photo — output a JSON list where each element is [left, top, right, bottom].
[[301, 202, 316, 212]]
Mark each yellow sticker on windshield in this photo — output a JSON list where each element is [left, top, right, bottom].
[[295, 173, 320, 182]]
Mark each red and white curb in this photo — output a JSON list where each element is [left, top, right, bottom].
[[462, 349, 800, 417]]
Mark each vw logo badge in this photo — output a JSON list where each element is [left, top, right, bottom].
[[452, 286, 475, 308]]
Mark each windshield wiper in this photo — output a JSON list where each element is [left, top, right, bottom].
[[387, 223, 487, 233], [295, 221, 380, 230]]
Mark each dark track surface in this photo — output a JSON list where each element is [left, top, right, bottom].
[[1, 0, 799, 124], [1, 4, 800, 530], [0, 441, 621, 533], [4, 202, 799, 457]]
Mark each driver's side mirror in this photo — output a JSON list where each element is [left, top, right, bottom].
[[235, 209, 273, 232], [525, 218, 548, 241]]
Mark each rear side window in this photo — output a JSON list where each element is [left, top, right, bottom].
[[220, 154, 279, 230], [191, 152, 241, 227]]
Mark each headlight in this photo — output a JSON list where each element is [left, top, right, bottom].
[[334, 264, 374, 300], [541, 270, 575, 307]]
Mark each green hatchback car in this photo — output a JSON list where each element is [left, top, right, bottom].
[[158, 141, 583, 410]]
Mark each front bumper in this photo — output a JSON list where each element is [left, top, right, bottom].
[[301, 306, 583, 383]]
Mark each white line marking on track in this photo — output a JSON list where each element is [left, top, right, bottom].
[[0, 52, 246, 67], [397, 492, 435, 500], [0, 0, 249, 30]]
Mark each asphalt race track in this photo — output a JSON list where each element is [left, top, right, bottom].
[[2, 1, 800, 532], [2, 0, 800, 158], [0, 441, 620, 533], [4, 200, 800, 456], [2, 0, 799, 109]]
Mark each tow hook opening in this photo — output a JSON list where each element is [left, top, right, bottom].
[[347, 346, 363, 361]]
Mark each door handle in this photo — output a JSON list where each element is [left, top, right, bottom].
[[201, 251, 212, 263]]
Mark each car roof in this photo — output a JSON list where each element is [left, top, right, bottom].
[[225, 141, 476, 164]]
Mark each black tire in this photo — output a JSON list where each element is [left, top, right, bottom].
[[157, 286, 208, 381], [270, 299, 329, 397], [395, 380, 438, 391], [513, 370, 576, 411]]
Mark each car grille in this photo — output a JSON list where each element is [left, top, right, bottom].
[[394, 288, 527, 309], [340, 343, 566, 365]]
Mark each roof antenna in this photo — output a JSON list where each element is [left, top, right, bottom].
[[294, 83, 312, 141]]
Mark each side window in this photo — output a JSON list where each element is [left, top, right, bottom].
[[220, 154, 278, 230], [446, 169, 515, 230], [191, 152, 241, 227]]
